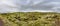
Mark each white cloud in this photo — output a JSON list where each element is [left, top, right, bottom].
[[0, 0, 20, 13], [0, 0, 60, 13], [21, 10, 54, 12]]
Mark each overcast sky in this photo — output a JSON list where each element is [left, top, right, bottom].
[[0, 0, 60, 13]]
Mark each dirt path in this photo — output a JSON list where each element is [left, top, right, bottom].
[[0, 19, 4, 26], [55, 18, 60, 26]]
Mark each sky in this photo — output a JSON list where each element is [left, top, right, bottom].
[[0, 0, 60, 13]]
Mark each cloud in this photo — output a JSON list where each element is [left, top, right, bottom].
[[0, 0, 60, 13], [20, 0, 60, 13], [0, 0, 20, 13]]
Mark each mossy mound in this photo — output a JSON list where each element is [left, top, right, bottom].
[[0, 12, 60, 26]]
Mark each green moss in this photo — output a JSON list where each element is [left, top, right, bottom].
[[0, 12, 60, 26]]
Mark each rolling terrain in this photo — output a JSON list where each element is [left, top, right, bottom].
[[0, 12, 60, 26]]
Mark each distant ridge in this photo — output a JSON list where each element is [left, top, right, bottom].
[[0, 10, 59, 13]]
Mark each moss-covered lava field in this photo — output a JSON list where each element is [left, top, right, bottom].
[[0, 12, 60, 26]]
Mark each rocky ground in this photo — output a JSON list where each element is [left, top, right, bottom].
[[0, 12, 60, 26]]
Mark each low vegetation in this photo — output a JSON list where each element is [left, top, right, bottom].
[[0, 12, 60, 26]]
